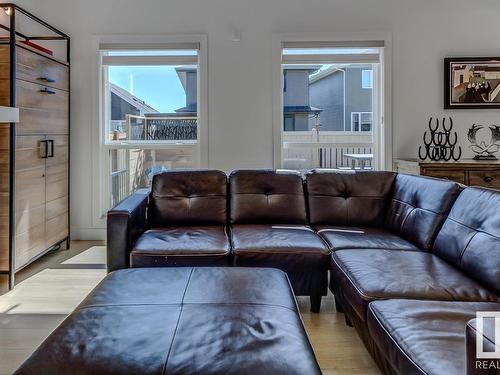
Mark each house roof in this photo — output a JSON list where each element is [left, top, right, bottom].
[[175, 103, 197, 114], [110, 83, 158, 114], [176, 67, 196, 92], [309, 65, 345, 83], [283, 65, 322, 73], [284, 105, 322, 114], [309, 64, 373, 83]]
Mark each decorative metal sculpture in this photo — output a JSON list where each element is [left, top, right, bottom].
[[418, 117, 462, 161], [467, 124, 500, 160]]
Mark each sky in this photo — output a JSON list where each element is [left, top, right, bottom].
[[109, 66, 187, 113]]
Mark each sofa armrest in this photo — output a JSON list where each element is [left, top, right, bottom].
[[466, 317, 500, 375], [106, 189, 149, 272]]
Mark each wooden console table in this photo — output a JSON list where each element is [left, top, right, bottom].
[[394, 159, 500, 189]]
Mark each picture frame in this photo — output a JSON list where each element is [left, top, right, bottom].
[[444, 57, 500, 109]]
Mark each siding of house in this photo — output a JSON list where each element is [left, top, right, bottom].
[[186, 71, 197, 108], [309, 66, 373, 131], [111, 92, 140, 120], [345, 67, 372, 130], [284, 70, 310, 107], [310, 70, 344, 131]]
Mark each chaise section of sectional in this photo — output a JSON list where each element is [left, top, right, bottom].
[[330, 248, 499, 324], [367, 299, 500, 375], [341, 185, 500, 375], [229, 169, 330, 312]]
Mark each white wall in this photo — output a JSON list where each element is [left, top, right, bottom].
[[15, 0, 500, 238]]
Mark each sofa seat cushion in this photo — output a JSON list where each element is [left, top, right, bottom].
[[367, 299, 500, 375], [331, 249, 499, 322], [316, 226, 419, 251], [232, 225, 330, 272], [130, 226, 230, 267]]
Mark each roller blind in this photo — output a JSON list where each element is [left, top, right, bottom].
[[282, 40, 384, 49], [100, 41, 199, 66], [282, 40, 383, 64], [101, 55, 198, 66], [99, 42, 200, 50]]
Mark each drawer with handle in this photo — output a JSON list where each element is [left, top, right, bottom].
[[421, 168, 466, 184], [469, 170, 500, 188], [16, 45, 69, 91], [16, 79, 68, 113]]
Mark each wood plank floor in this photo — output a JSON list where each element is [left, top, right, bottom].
[[0, 241, 380, 375]]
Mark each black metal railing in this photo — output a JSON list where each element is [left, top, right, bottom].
[[125, 115, 197, 141]]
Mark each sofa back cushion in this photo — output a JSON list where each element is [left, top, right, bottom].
[[306, 170, 396, 227], [229, 169, 307, 224], [433, 187, 500, 295], [385, 174, 462, 251], [149, 170, 227, 226]]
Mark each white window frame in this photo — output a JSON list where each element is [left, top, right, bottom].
[[351, 112, 373, 132], [362, 69, 373, 89], [91, 34, 208, 229], [272, 32, 392, 172], [351, 112, 360, 132]]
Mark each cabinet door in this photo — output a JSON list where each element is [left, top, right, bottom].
[[16, 79, 69, 135], [14, 136, 47, 270], [16, 46, 69, 91], [45, 135, 68, 247]]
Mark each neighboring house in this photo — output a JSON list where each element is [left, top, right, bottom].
[[309, 65, 373, 132], [174, 67, 197, 116], [111, 66, 198, 123], [283, 66, 322, 131], [110, 82, 158, 122]]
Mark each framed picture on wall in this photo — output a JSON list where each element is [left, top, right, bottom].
[[445, 57, 500, 109]]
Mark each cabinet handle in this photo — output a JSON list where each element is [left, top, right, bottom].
[[40, 140, 48, 158], [483, 176, 494, 183], [38, 76, 56, 83], [48, 140, 54, 158], [39, 87, 56, 94]]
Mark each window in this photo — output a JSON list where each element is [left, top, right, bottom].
[[284, 114, 295, 131], [362, 69, 373, 89], [351, 112, 373, 132], [99, 43, 203, 210], [351, 112, 360, 131], [278, 40, 383, 170]]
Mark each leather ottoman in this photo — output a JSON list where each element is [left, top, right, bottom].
[[15, 267, 321, 375]]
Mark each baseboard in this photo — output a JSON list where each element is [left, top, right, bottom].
[[71, 227, 106, 241]]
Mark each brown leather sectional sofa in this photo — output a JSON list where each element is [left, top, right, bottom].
[[107, 169, 500, 375]]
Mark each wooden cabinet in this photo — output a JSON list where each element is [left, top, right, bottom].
[[394, 159, 500, 188], [0, 15, 70, 288]]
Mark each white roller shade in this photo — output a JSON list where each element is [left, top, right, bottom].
[[99, 42, 200, 51], [282, 40, 384, 49], [283, 53, 380, 64], [102, 55, 198, 66], [282, 40, 383, 64]]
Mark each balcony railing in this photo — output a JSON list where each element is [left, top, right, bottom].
[[110, 169, 129, 207], [283, 130, 374, 169], [109, 115, 197, 142]]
